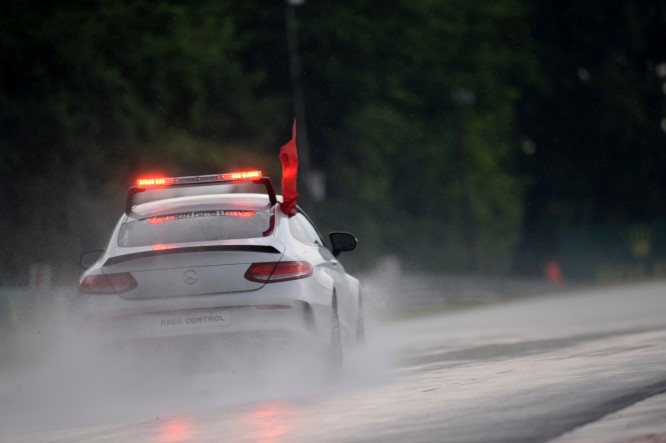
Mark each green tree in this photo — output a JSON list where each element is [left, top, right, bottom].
[[298, 0, 537, 272], [0, 0, 285, 283], [514, 0, 666, 275]]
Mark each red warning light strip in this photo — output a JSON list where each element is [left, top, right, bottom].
[[220, 171, 263, 180], [137, 178, 172, 187], [136, 171, 262, 188]]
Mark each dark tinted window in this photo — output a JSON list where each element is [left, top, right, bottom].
[[118, 211, 273, 247]]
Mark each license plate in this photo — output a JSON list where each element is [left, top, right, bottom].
[[155, 311, 228, 331]]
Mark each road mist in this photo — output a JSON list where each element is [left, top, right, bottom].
[[0, 283, 396, 440]]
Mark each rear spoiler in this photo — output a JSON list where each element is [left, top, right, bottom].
[[104, 245, 281, 266], [125, 171, 277, 215]]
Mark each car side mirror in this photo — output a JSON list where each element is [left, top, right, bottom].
[[329, 232, 357, 257], [79, 249, 105, 269]]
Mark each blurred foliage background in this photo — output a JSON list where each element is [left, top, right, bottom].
[[1, 0, 665, 285]]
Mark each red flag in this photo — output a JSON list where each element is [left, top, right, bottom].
[[279, 119, 298, 216]]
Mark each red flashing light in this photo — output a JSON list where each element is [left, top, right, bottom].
[[137, 178, 171, 187], [220, 170, 262, 180], [136, 171, 262, 189]]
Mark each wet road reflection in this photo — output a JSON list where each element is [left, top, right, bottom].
[[158, 417, 195, 443], [244, 403, 292, 443]]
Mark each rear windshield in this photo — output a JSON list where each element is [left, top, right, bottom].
[[118, 210, 273, 247]]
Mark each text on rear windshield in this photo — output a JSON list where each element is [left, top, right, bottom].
[[118, 211, 273, 247]]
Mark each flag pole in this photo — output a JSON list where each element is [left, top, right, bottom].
[[285, 1, 311, 182]]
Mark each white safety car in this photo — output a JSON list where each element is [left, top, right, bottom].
[[70, 171, 362, 372]]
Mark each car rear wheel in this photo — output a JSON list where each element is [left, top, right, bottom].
[[356, 292, 365, 345], [327, 294, 343, 377]]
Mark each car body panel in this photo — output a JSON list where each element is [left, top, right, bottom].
[[102, 249, 284, 298]]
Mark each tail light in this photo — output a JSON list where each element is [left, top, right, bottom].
[[245, 261, 313, 283], [79, 273, 138, 294]]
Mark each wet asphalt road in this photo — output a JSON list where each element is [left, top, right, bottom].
[[2, 281, 666, 442]]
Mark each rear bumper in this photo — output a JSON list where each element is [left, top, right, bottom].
[[68, 279, 333, 347], [72, 302, 315, 341]]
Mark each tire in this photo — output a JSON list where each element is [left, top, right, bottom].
[[327, 294, 343, 378], [356, 291, 365, 346]]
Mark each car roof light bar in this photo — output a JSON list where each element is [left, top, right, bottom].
[[125, 170, 277, 215], [136, 170, 262, 188]]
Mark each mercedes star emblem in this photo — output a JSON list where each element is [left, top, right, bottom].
[[183, 270, 198, 284]]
